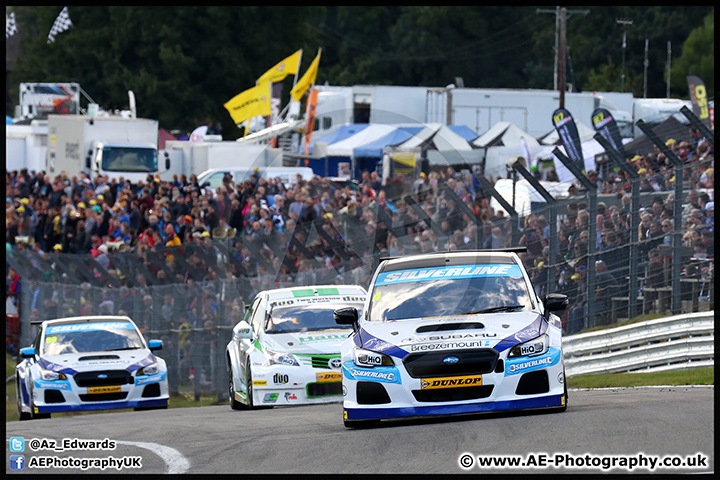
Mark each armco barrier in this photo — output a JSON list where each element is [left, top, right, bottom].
[[563, 312, 714, 377]]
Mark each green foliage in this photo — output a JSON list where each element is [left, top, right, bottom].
[[584, 57, 644, 96], [671, 8, 714, 98], [7, 6, 713, 135]]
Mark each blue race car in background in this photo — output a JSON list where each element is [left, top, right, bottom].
[[16, 315, 169, 420]]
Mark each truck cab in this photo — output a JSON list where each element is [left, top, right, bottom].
[[90, 142, 166, 184]]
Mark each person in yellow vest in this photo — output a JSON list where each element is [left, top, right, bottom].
[[164, 223, 181, 264], [165, 224, 181, 247]]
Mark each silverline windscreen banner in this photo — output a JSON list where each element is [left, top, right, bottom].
[[686, 75, 712, 130], [552, 108, 585, 172], [591, 107, 627, 159]]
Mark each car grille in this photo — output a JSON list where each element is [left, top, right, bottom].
[[402, 349, 499, 378], [79, 392, 128, 402], [412, 385, 495, 403], [297, 354, 341, 370], [307, 382, 342, 397], [73, 370, 133, 387]]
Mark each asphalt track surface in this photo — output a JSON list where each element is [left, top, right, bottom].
[[6, 386, 714, 475]]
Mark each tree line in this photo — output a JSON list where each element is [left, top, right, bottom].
[[6, 6, 714, 138]]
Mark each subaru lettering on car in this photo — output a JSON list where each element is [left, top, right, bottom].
[[334, 249, 568, 428]]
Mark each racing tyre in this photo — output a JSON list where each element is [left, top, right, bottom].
[[229, 360, 246, 410], [31, 403, 51, 420], [28, 386, 51, 419], [245, 361, 272, 410], [245, 361, 256, 410], [16, 379, 31, 421], [553, 368, 568, 413]]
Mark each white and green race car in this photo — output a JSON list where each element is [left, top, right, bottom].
[[226, 285, 367, 409]]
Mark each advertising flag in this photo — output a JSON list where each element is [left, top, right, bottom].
[[686, 75, 711, 130], [304, 88, 318, 155], [189, 126, 208, 142], [591, 107, 626, 158], [223, 82, 272, 126], [552, 108, 585, 172], [291, 49, 321, 102], [520, 136, 534, 170], [257, 49, 302, 85], [47, 7, 73, 44], [6, 12, 18, 38]]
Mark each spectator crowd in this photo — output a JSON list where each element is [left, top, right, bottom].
[[6, 124, 715, 337]]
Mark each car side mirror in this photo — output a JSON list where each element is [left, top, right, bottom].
[[334, 307, 359, 332], [543, 293, 568, 312], [148, 339, 163, 351], [234, 321, 253, 340], [20, 347, 36, 358]]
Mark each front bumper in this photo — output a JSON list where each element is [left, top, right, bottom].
[[341, 349, 566, 421], [29, 372, 169, 414], [243, 365, 343, 406]]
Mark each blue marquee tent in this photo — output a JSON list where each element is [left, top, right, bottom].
[[307, 123, 370, 155], [352, 126, 425, 158], [447, 125, 479, 142]]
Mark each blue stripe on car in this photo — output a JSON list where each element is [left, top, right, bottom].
[[33, 398, 168, 413], [493, 315, 546, 353], [38, 357, 77, 375], [358, 328, 410, 359], [345, 394, 564, 420]]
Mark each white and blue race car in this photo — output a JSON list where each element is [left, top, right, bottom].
[[334, 249, 569, 428], [15, 316, 169, 420], [227, 285, 367, 409]]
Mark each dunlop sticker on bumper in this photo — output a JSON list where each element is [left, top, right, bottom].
[[87, 385, 122, 394], [420, 375, 482, 389], [316, 372, 342, 382]]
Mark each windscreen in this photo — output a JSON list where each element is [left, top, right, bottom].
[[101, 146, 157, 172], [42, 321, 145, 355], [368, 264, 533, 322], [265, 304, 359, 334]]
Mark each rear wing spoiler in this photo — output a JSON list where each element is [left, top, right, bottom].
[[379, 247, 527, 263]]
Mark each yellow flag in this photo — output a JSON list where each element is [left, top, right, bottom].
[[290, 49, 322, 102], [223, 82, 272, 125], [257, 49, 302, 84]]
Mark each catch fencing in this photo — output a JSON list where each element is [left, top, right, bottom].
[[6, 143, 715, 399]]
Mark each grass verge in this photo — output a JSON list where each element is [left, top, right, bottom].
[[568, 368, 714, 389]]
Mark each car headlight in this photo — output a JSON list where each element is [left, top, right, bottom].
[[508, 334, 549, 358], [352, 347, 394, 368], [137, 363, 159, 376], [266, 349, 300, 367], [40, 369, 67, 381]]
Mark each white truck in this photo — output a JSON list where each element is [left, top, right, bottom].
[[311, 85, 633, 139], [161, 140, 284, 181], [6, 119, 48, 173], [46, 114, 168, 183], [629, 98, 693, 138]]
